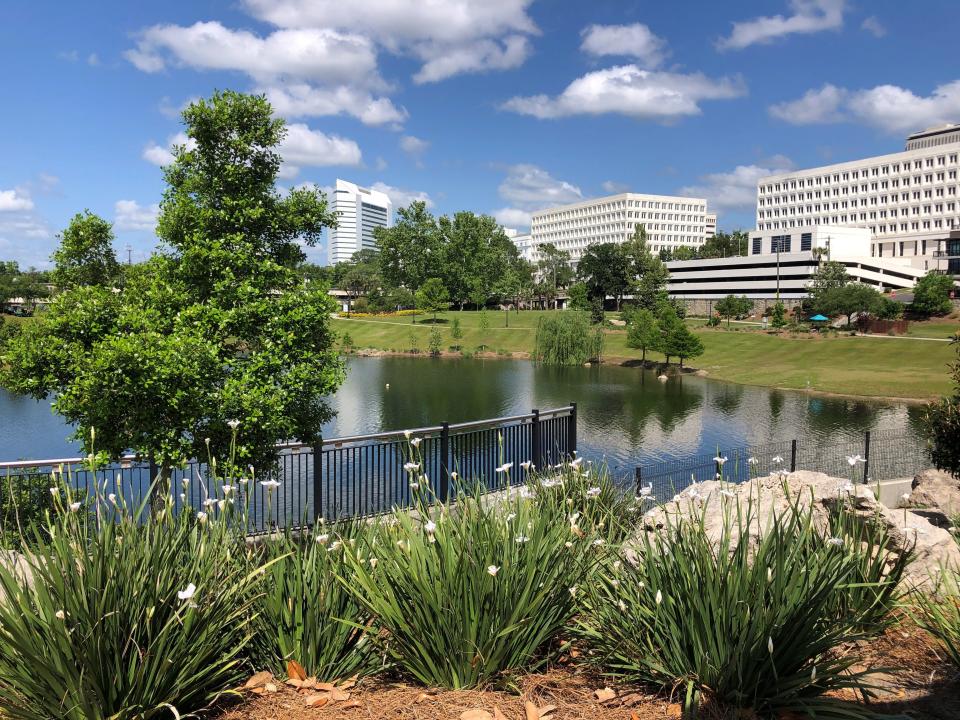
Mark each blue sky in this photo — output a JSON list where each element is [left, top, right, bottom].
[[2, 0, 960, 267]]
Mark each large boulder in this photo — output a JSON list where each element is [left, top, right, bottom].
[[905, 468, 960, 523], [631, 471, 960, 589]]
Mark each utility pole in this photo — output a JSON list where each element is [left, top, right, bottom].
[[126, 244, 132, 265]]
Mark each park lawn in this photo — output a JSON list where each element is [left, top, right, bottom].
[[332, 310, 956, 399], [901, 315, 960, 339]]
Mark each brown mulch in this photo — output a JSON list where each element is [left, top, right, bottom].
[[213, 623, 960, 720]]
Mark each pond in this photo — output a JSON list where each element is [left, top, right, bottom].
[[0, 355, 926, 479]]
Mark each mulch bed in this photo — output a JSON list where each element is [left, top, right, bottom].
[[212, 622, 960, 720]]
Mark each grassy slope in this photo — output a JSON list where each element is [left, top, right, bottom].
[[332, 310, 958, 399]]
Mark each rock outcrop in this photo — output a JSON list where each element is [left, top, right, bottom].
[[631, 471, 960, 588], [905, 468, 960, 525]]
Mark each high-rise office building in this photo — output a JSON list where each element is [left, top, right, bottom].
[[327, 179, 392, 265]]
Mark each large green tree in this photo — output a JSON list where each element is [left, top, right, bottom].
[[626, 307, 659, 362], [415, 277, 449, 321], [50, 211, 121, 289], [536, 243, 574, 310], [714, 295, 753, 328], [809, 261, 850, 313], [818, 283, 882, 326], [2, 91, 344, 478], [698, 230, 749, 259], [910, 272, 955, 317], [439, 212, 518, 309], [374, 201, 442, 291], [577, 242, 631, 310], [623, 226, 670, 311]]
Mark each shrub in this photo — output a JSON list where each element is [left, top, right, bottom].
[[250, 521, 376, 681], [923, 335, 960, 477], [339, 483, 598, 688], [428, 326, 442, 356], [577, 498, 887, 718], [0, 486, 261, 719], [340, 332, 354, 352], [451, 317, 463, 340], [914, 566, 960, 667], [533, 311, 603, 366], [910, 272, 954, 317]]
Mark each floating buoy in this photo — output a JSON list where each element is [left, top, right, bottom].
[[385, 383, 390, 389], [657, 374, 668, 382]]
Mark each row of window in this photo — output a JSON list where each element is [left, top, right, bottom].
[[759, 171, 960, 206], [758, 217, 959, 233], [759, 152, 960, 194], [534, 199, 706, 222]]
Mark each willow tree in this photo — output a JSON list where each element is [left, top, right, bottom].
[[2, 91, 344, 479]]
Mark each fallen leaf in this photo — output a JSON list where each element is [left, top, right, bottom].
[[666, 703, 682, 718], [414, 692, 435, 704], [244, 671, 273, 689], [316, 682, 337, 692], [538, 704, 556, 717], [338, 675, 358, 690], [250, 687, 266, 696], [524, 701, 539, 720], [494, 707, 508, 720], [631, 713, 640, 720], [304, 694, 330, 708], [300, 677, 318, 690], [285, 678, 303, 688], [594, 687, 617, 703], [569, 649, 581, 658], [461, 710, 493, 720], [330, 689, 352, 702], [342, 699, 362, 709], [287, 660, 308, 681]]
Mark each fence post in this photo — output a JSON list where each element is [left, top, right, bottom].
[[531, 409, 541, 471], [714, 450, 723, 479], [312, 439, 323, 524], [863, 431, 871, 483], [790, 439, 797, 473], [635, 465, 642, 493], [439, 422, 450, 502], [567, 402, 578, 460]]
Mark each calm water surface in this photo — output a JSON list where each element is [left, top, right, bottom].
[[0, 356, 925, 476]]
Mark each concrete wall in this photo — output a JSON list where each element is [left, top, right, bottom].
[[680, 297, 805, 317]]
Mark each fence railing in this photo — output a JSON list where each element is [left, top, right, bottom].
[[634, 429, 929, 504], [0, 405, 578, 533]]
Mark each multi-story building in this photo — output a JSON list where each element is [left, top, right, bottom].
[[705, 213, 717, 239], [530, 192, 711, 265], [756, 124, 960, 274], [503, 228, 536, 263], [327, 179, 392, 265]]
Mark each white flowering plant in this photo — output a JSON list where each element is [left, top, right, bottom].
[[576, 497, 890, 718], [337, 484, 599, 688]]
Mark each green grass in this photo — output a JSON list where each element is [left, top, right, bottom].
[[332, 310, 956, 399]]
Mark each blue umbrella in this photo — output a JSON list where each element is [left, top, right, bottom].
[[809, 314, 829, 322]]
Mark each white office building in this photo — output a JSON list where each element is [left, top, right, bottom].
[[530, 192, 712, 265], [705, 213, 717, 238], [327, 179, 392, 265], [503, 228, 536, 263], [756, 124, 960, 273]]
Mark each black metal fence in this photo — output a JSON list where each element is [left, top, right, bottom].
[[634, 429, 929, 504], [0, 405, 577, 533]]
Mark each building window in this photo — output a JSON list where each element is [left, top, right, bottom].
[[752, 237, 762, 255], [800, 233, 812, 251]]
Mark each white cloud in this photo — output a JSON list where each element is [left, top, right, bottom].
[[769, 80, 960, 134], [502, 65, 745, 121], [769, 84, 847, 124], [0, 188, 34, 212], [601, 180, 631, 194], [242, 0, 538, 83], [279, 123, 363, 176], [580, 23, 667, 68], [717, 0, 846, 51], [114, 200, 160, 231], [370, 182, 433, 208], [861, 16, 886, 38], [491, 164, 582, 230], [399, 135, 429, 155], [679, 155, 794, 213], [260, 84, 406, 126], [142, 132, 194, 167]]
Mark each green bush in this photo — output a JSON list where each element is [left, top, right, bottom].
[[339, 483, 598, 688], [577, 498, 888, 718], [533, 311, 603, 365], [428, 325, 442, 356], [0, 488, 261, 719], [923, 336, 960, 477], [914, 566, 960, 668], [250, 521, 376, 681], [0, 468, 54, 550]]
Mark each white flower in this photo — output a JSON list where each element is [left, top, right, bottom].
[[826, 537, 844, 547], [202, 498, 218, 509], [450, 471, 459, 480], [409, 437, 422, 448], [55, 610, 66, 620], [837, 482, 855, 495], [767, 567, 773, 583], [772, 455, 784, 464], [688, 487, 702, 500], [515, 535, 530, 543], [108, 493, 117, 505], [178, 583, 197, 601], [316, 533, 330, 544], [672, 494, 681, 503], [221, 485, 235, 496], [592, 538, 605, 547], [570, 457, 584, 469], [260, 479, 281, 490], [586, 486, 601, 498], [424, 520, 437, 534], [568, 586, 578, 598], [565, 541, 574, 548], [181, 477, 190, 489], [713, 455, 728, 466], [846, 454, 865, 466], [403, 429, 412, 440], [238, 477, 250, 485], [520, 461, 534, 471], [227, 419, 240, 429], [328, 540, 342, 551], [69, 502, 82, 512], [487, 565, 500, 576], [197, 511, 208, 524], [404, 462, 421, 473], [369, 557, 378, 568], [811, 665, 817, 683], [747, 457, 758, 465], [541, 478, 561, 488], [505, 513, 517, 522], [49, 487, 59, 497], [218, 500, 228, 511], [768, 636, 774, 654], [495, 462, 514, 474], [720, 490, 736, 499], [613, 560, 622, 570], [638, 484, 653, 497], [901, 492, 911, 502], [180, 493, 186, 503], [517, 486, 533, 499], [618, 600, 627, 611], [655, 589, 663, 605]]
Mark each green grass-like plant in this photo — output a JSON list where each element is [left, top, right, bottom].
[[0, 484, 263, 719], [578, 496, 887, 718], [338, 484, 598, 688], [914, 566, 960, 668], [250, 520, 376, 681]]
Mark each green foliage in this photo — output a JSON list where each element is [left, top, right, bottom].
[[771, 301, 787, 329], [924, 336, 960, 477], [341, 332, 354, 352], [910, 271, 955, 317], [578, 498, 889, 718], [589, 296, 605, 324], [374, 202, 442, 291], [655, 305, 684, 364], [250, 522, 375, 681], [415, 277, 450, 321], [698, 230, 749, 259], [50, 211, 120, 289], [817, 283, 882, 326], [663, 322, 704, 368], [809, 261, 851, 307], [914, 564, 960, 668], [623, 226, 670, 311], [478, 310, 490, 332], [0, 468, 53, 550], [408, 329, 420, 354], [577, 242, 630, 307], [533, 311, 603, 365], [451, 317, 463, 339], [536, 243, 574, 307], [567, 281, 590, 311], [705, 314, 721, 327], [338, 483, 598, 688], [876, 295, 904, 320], [1, 91, 345, 472], [625, 307, 659, 362], [428, 325, 443, 356], [714, 294, 753, 328], [0, 487, 260, 719], [438, 212, 520, 310]]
